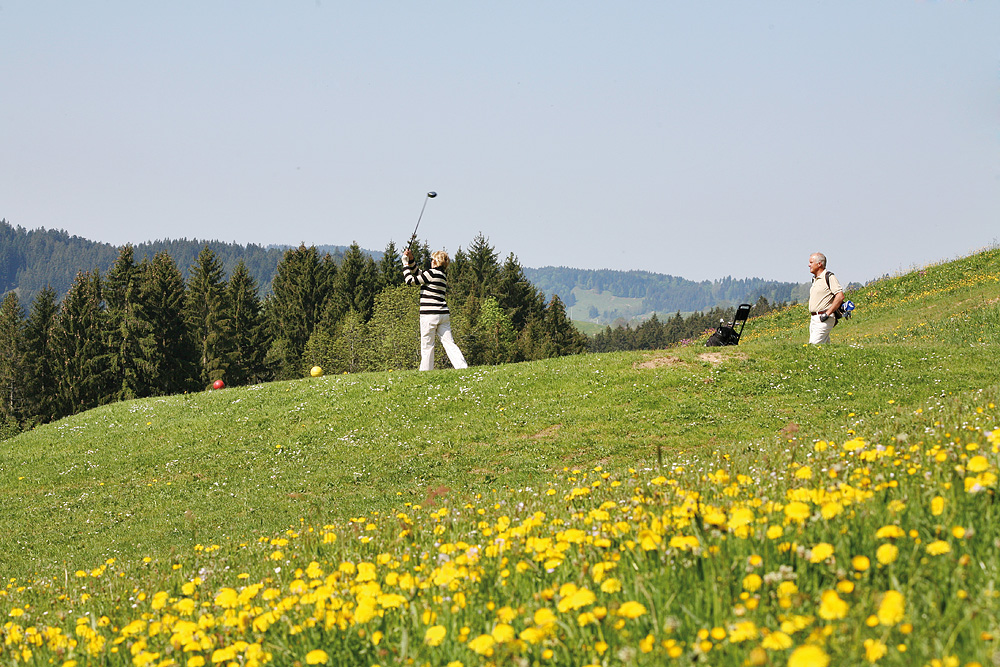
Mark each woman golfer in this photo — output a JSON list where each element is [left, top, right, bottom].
[[402, 248, 468, 371]]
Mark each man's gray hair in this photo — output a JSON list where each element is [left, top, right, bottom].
[[812, 252, 827, 268]]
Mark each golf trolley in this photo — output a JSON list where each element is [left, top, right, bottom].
[[705, 303, 752, 347]]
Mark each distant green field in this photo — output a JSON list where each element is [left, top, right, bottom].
[[1, 247, 999, 666], [570, 319, 605, 335], [568, 287, 647, 323]]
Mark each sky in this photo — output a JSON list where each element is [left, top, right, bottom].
[[1, 2, 997, 284]]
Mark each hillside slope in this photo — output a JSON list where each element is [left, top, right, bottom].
[[1, 247, 999, 666], [1, 248, 998, 576]]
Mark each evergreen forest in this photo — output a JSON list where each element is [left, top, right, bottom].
[[1, 221, 798, 440], [0, 234, 588, 437]]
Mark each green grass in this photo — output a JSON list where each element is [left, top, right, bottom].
[[1, 247, 999, 666]]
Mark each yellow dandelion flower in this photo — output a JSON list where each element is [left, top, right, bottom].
[[519, 627, 546, 644], [809, 543, 834, 563], [864, 638, 887, 662], [877, 590, 905, 626], [497, 606, 517, 623], [761, 631, 793, 650], [601, 577, 622, 594], [557, 587, 596, 612], [212, 646, 238, 663], [784, 502, 811, 523], [931, 496, 945, 516], [305, 649, 329, 665], [617, 601, 647, 619], [874, 525, 905, 539], [925, 540, 951, 556], [728, 507, 755, 529], [729, 621, 758, 643], [820, 502, 843, 519], [492, 623, 515, 643], [952, 526, 967, 539], [669, 535, 700, 550], [533, 608, 557, 626], [213, 588, 239, 609], [852, 555, 870, 571], [818, 590, 849, 620], [742, 573, 763, 592], [424, 625, 446, 647], [788, 644, 830, 667], [467, 634, 495, 656], [639, 634, 655, 653], [875, 543, 898, 565], [967, 455, 989, 473]]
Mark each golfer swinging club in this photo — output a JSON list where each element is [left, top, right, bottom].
[[402, 247, 468, 371]]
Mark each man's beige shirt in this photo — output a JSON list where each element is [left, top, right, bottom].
[[809, 269, 843, 313]]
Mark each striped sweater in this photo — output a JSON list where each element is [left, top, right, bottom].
[[403, 261, 450, 315]]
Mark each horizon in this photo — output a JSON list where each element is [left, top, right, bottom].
[[4, 219, 829, 286]]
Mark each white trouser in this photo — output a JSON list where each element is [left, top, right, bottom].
[[809, 314, 836, 344], [419, 313, 468, 371]]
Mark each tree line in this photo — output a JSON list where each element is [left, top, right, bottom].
[[588, 295, 788, 353], [1, 219, 318, 306], [3, 219, 809, 319], [0, 234, 586, 437]]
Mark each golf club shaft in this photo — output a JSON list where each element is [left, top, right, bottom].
[[409, 197, 430, 248], [407, 192, 435, 251]]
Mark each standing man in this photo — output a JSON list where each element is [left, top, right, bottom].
[[402, 248, 468, 371], [808, 252, 844, 345]]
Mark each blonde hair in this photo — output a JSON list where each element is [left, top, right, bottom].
[[431, 250, 450, 270]]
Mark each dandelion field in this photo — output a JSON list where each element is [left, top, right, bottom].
[[2, 247, 1000, 666]]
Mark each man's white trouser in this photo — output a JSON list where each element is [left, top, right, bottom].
[[809, 314, 836, 344], [419, 313, 468, 371]]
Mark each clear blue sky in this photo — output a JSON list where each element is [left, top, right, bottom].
[[2, 2, 997, 283]]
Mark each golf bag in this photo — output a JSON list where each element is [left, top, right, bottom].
[[825, 272, 854, 321], [705, 326, 739, 347], [705, 303, 752, 347]]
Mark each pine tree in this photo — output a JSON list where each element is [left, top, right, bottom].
[[327, 242, 378, 325], [142, 252, 198, 395], [544, 295, 588, 357], [457, 234, 500, 302], [265, 244, 336, 379], [50, 270, 112, 416], [497, 252, 543, 330], [19, 286, 60, 423], [0, 292, 25, 424], [378, 241, 405, 289], [366, 284, 419, 371], [185, 245, 232, 385], [226, 260, 269, 386], [105, 245, 154, 401], [474, 297, 516, 365]]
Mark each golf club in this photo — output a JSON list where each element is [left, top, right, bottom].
[[408, 191, 437, 250]]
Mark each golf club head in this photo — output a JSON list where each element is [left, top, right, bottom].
[[427, 191, 437, 198]]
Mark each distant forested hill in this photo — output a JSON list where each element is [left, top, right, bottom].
[[524, 266, 809, 321], [2, 219, 806, 319], [0, 220, 357, 304]]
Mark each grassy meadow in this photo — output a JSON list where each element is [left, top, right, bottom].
[[1, 246, 999, 666]]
